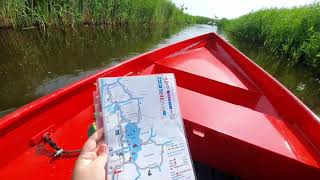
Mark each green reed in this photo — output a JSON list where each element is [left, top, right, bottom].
[[217, 2, 320, 73], [0, 0, 211, 28]]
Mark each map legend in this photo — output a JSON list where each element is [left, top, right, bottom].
[[168, 143, 194, 179]]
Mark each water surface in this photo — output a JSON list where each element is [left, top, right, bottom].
[[0, 24, 215, 116]]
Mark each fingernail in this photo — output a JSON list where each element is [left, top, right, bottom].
[[98, 144, 108, 155]]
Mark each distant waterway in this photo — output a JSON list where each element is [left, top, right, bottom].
[[0, 24, 319, 117]]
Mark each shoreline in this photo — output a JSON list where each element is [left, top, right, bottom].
[[216, 2, 320, 75]]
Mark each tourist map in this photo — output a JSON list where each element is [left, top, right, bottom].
[[98, 74, 195, 180]]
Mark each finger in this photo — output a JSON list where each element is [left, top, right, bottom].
[[89, 128, 104, 142], [91, 142, 105, 155], [76, 152, 97, 167], [95, 144, 108, 166], [81, 128, 105, 154], [90, 128, 106, 154], [77, 144, 107, 166], [97, 144, 108, 156]]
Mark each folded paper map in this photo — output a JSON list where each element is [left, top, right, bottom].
[[95, 74, 195, 180]]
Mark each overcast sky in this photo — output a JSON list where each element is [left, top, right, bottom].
[[172, 0, 318, 19]]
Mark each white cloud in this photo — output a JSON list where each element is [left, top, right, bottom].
[[171, 0, 318, 19]]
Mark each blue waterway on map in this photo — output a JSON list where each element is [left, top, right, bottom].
[[125, 122, 142, 162], [106, 103, 119, 114]]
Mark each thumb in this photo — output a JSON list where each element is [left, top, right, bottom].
[[95, 144, 108, 165]]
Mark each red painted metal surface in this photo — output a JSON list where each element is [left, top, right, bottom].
[[1, 32, 320, 179]]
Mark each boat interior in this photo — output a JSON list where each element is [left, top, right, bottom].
[[1, 33, 319, 179]]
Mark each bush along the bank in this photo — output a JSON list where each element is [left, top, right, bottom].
[[217, 3, 320, 73], [0, 0, 211, 28]]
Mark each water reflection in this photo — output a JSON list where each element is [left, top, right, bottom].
[[226, 39, 320, 115], [0, 24, 216, 115]]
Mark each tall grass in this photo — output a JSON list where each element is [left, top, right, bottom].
[[0, 0, 211, 28], [217, 2, 320, 73]]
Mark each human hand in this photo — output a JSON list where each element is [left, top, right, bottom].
[[73, 128, 108, 180]]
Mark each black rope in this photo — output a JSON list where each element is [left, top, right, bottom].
[[43, 134, 81, 157]]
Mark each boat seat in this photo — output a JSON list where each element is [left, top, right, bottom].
[[177, 86, 319, 168], [154, 47, 261, 109], [156, 47, 257, 91]]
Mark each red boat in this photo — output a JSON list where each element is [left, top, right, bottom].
[[1, 32, 320, 179]]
